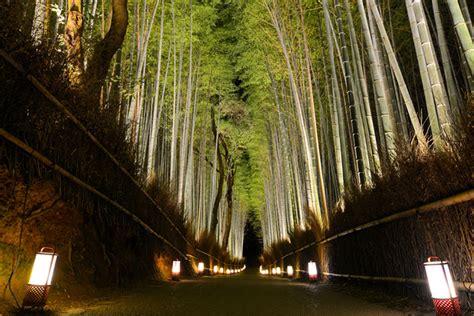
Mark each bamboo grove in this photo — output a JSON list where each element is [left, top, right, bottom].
[[258, 0, 472, 249], [24, 0, 472, 255]]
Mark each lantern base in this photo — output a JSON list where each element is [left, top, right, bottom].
[[308, 276, 318, 281], [22, 285, 50, 308], [432, 298, 461, 316], [171, 274, 180, 281]]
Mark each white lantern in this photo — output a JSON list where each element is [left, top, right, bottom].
[[172, 260, 181, 281], [276, 267, 281, 275], [424, 257, 461, 315], [287, 265, 294, 278], [220, 267, 224, 274], [197, 262, 205, 274], [226, 268, 231, 274], [308, 261, 317, 281], [22, 247, 58, 308], [213, 265, 218, 274], [271, 267, 276, 275]]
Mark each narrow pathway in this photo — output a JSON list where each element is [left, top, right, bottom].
[[60, 269, 428, 315]]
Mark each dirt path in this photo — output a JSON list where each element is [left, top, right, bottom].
[[55, 269, 433, 316]]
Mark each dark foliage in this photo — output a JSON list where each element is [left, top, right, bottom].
[[0, 1, 227, 289]]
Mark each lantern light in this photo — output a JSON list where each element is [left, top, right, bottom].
[[220, 267, 224, 274], [22, 247, 58, 308], [197, 262, 205, 274], [308, 261, 317, 281], [276, 267, 281, 275], [287, 265, 294, 278], [271, 267, 276, 275], [424, 257, 461, 315], [213, 265, 218, 274], [172, 260, 181, 281], [226, 268, 231, 274]]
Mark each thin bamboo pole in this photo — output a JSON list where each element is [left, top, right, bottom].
[[322, 272, 472, 293], [0, 128, 190, 261], [0, 48, 192, 247], [1, 128, 238, 268], [273, 188, 474, 262]]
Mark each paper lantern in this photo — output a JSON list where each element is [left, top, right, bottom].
[[197, 262, 204, 274], [308, 261, 317, 281], [276, 267, 281, 275], [424, 257, 461, 315], [213, 265, 218, 274], [22, 247, 58, 308], [220, 267, 224, 274], [172, 260, 181, 281], [271, 267, 276, 275], [287, 265, 294, 278]]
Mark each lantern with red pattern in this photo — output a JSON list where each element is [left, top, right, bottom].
[[424, 257, 461, 315], [308, 261, 317, 281], [172, 260, 181, 281], [22, 247, 58, 308]]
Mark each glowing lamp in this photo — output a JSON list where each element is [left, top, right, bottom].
[[271, 267, 276, 275], [287, 265, 294, 278], [424, 257, 461, 315], [22, 247, 58, 308], [226, 269, 231, 274], [276, 267, 281, 275], [213, 265, 218, 274], [308, 261, 317, 281], [197, 262, 205, 274], [172, 260, 181, 281], [220, 267, 224, 274]]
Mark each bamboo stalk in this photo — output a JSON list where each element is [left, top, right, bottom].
[[446, 0, 474, 76], [368, 0, 428, 149]]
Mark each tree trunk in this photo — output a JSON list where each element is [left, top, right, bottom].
[[209, 108, 225, 238], [86, 0, 128, 96], [65, 0, 84, 85]]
